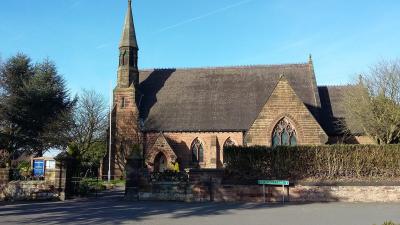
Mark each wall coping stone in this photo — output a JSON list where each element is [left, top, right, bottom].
[[296, 180, 400, 186]]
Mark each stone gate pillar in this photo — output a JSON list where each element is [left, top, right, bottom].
[[125, 157, 146, 200]]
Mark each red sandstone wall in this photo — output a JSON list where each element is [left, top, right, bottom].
[[132, 169, 400, 203], [144, 132, 243, 169], [107, 86, 140, 179]]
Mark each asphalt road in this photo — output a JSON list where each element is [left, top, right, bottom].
[[1, 190, 399, 225]]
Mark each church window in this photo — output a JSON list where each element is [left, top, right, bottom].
[[121, 97, 126, 108], [223, 137, 236, 148], [191, 138, 204, 163], [272, 118, 297, 147]]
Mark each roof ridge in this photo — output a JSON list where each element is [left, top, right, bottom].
[[140, 62, 309, 71], [319, 84, 354, 88]]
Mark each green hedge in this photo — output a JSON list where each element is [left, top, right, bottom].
[[224, 145, 400, 180]]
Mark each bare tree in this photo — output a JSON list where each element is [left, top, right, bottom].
[[70, 89, 108, 168], [343, 59, 400, 144]]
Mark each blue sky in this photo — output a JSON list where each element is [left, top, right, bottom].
[[1, 0, 399, 100]]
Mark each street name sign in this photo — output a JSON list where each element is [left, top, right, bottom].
[[257, 180, 289, 186], [258, 180, 289, 203]]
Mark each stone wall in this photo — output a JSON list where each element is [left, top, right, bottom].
[[290, 185, 400, 202], [0, 164, 66, 201], [208, 184, 400, 203], [0, 168, 9, 185], [354, 135, 375, 144], [45, 167, 66, 200], [0, 181, 62, 201], [138, 182, 191, 201], [144, 132, 243, 170], [103, 85, 140, 179], [135, 183, 400, 203], [128, 169, 400, 203]]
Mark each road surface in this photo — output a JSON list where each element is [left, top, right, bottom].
[[0, 189, 399, 225]]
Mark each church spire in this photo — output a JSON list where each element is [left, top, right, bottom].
[[120, 0, 138, 49], [117, 0, 139, 88]]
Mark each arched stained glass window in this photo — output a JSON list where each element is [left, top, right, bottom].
[[272, 118, 297, 147], [191, 138, 204, 163], [223, 137, 236, 148]]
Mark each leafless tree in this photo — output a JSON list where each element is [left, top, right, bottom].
[[70, 89, 108, 167], [343, 59, 400, 144]]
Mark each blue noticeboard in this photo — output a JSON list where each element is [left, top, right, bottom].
[[33, 160, 44, 176]]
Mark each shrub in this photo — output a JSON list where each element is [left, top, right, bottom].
[[375, 222, 399, 225], [17, 161, 31, 179], [79, 178, 105, 195], [150, 171, 189, 182], [224, 145, 400, 181]]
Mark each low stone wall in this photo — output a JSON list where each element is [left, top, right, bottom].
[[289, 185, 400, 202], [210, 185, 287, 203], [138, 184, 400, 203], [128, 168, 400, 203], [0, 181, 62, 201], [0, 166, 66, 201], [139, 182, 191, 201]]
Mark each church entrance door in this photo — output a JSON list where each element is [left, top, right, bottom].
[[154, 152, 167, 172]]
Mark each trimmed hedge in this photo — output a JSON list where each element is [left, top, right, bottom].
[[224, 145, 400, 180]]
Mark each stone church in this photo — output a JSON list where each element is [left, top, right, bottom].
[[104, 0, 371, 177]]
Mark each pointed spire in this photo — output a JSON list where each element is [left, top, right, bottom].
[[308, 54, 313, 64], [120, 0, 138, 49]]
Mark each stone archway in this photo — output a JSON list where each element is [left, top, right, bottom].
[[145, 134, 178, 172], [267, 114, 305, 146], [146, 148, 177, 172], [154, 152, 168, 172]]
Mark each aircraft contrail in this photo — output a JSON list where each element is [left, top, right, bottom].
[[155, 0, 255, 33]]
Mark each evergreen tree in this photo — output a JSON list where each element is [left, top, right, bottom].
[[0, 53, 75, 157]]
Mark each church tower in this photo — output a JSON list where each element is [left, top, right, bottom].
[[105, 0, 141, 179]]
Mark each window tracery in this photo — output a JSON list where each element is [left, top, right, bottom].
[[272, 118, 297, 147], [191, 138, 204, 163]]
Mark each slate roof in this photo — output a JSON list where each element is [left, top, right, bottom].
[[318, 85, 363, 135], [138, 63, 319, 132]]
